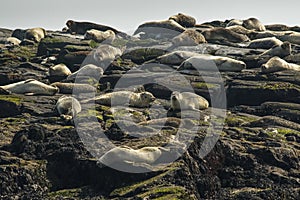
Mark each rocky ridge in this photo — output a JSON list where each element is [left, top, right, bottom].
[[0, 14, 299, 199]]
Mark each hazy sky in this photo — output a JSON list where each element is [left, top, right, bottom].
[[1, 0, 299, 33]]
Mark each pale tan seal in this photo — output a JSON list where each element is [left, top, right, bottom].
[[67, 64, 104, 80], [171, 91, 209, 110], [169, 13, 196, 28], [84, 29, 115, 43], [171, 29, 206, 47], [261, 56, 300, 73], [248, 37, 283, 49], [259, 41, 291, 57], [178, 55, 246, 72], [24, 28, 46, 42], [49, 64, 72, 77], [51, 82, 97, 94], [202, 28, 250, 43], [83, 91, 155, 108], [92, 44, 123, 67], [0, 79, 58, 95], [5, 37, 21, 46], [99, 146, 163, 165], [242, 18, 266, 31], [55, 95, 81, 120]]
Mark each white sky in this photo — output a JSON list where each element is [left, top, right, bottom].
[[1, 0, 299, 33]]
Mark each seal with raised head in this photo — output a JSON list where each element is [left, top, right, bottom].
[[169, 13, 196, 28], [261, 56, 300, 73], [242, 18, 266, 31], [202, 27, 250, 43], [66, 20, 128, 38], [83, 91, 155, 108], [24, 28, 46, 42], [170, 91, 209, 110], [55, 95, 81, 120], [171, 29, 206, 47], [49, 63, 72, 77], [259, 41, 291, 57], [248, 37, 283, 49], [99, 146, 163, 166], [178, 54, 246, 72], [0, 79, 58, 95], [84, 29, 115, 43]]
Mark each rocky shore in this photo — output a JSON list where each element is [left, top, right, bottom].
[[0, 14, 299, 199]]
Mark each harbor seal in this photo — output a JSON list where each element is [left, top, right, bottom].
[[242, 18, 266, 31], [226, 19, 243, 27], [265, 24, 290, 31], [202, 27, 250, 43], [6, 37, 21, 46], [154, 50, 201, 65], [99, 146, 162, 166], [259, 41, 291, 57], [49, 63, 72, 77], [133, 20, 186, 39], [247, 37, 283, 49], [261, 56, 300, 73], [51, 82, 97, 94], [83, 91, 155, 108], [55, 95, 81, 120], [0, 79, 58, 95], [170, 91, 209, 110], [169, 13, 196, 28], [84, 29, 115, 43], [171, 29, 206, 47], [66, 20, 129, 38], [226, 25, 254, 35], [24, 28, 46, 42], [178, 55, 246, 72], [92, 44, 123, 67], [67, 64, 104, 80]]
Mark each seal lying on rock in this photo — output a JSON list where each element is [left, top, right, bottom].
[[66, 20, 128, 38], [51, 82, 97, 94], [153, 50, 201, 65], [169, 13, 196, 28], [92, 44, 123, 67], [178, 55, 246, 72], [171, 29, 206, 47], [226, 19, 243, 27], [99, 146, 163, 166], [24, 28, 46, 42], [171, 91, 209, 110], [83, 91, 155, 108], [55, 95, 81, 120], [49, 64, 72, 77], [84, 29, 115, 43], [242, 17, 266, 31], [259, 41, 291, 57], [247, 37, 283, 49], [133, 20, 186, 39], [67, 64, 104, 80], [5, 37, 21, 46], [0, 79, 58, 95], [202, 27, 250, 43], [261, 56, 300, 73]]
